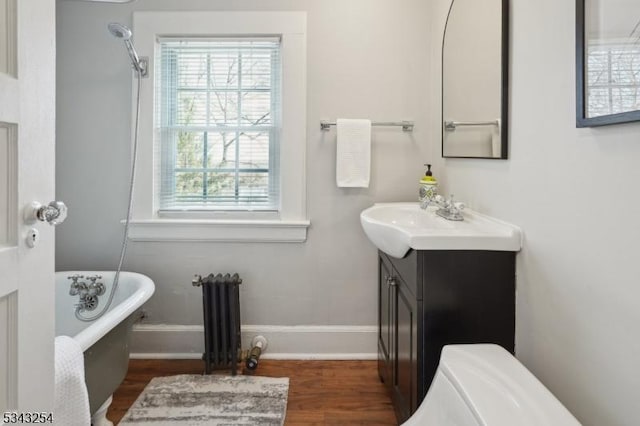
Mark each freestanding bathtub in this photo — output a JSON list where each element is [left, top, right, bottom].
[[55, 271, 155, 426]]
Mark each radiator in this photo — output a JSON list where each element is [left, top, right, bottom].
[[192, 273, 242, 375]]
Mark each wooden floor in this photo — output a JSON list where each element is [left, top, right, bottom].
[[108, 359, 398, 425]]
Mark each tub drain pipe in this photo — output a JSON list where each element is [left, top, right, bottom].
[[246, 335, 267, 371]]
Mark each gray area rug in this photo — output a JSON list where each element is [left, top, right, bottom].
[[119, 374, 289, 425]]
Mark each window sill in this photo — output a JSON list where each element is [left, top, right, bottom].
[[125, 219, 311, 243]]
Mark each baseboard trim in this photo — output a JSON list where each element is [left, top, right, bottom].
[[130, 324, 377, 361]]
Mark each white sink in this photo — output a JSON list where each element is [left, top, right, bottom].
[[360, 202, 522, 258]]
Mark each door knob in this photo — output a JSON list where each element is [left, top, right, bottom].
[[25, 201, 68, 226]]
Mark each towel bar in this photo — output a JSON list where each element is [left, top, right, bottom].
[[320, 120, 414, 132], [444, 120, 500, 131]]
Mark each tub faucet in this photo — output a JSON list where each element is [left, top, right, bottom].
[[68, 274, 105, 312], [87, 275, 106, 297], [68, 274, 85, 296], [434, 194, 466, 221]]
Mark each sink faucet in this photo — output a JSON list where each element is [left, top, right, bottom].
[[434, 194, 465, 221]]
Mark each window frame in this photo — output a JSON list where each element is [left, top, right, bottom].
[[129, 11, 308, 242]]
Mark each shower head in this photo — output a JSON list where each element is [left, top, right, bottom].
[[108, 22, 146, 76], [108, 23, 132, 40]]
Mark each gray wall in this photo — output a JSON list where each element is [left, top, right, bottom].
[[56, 0, 431, 327], [428, 1, 640, 425]]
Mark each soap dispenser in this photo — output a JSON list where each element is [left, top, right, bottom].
[[419, 164, 438, 209]]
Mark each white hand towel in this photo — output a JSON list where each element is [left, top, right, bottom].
[[336, 119, 371, 188], [54, 336, 91, 426]]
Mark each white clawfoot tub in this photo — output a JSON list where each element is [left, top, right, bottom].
[[55, 271, 155, 426]]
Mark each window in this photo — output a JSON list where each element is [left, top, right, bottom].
[[158, 38, 281, 211], [129, 12, 308, 242]]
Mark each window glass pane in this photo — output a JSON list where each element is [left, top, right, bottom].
[[206, 172, 236, 201], [209, 53, 239, 89], [207, 132, 236, 169], [241, 92, 271, 126], [176, 92, 207, 126], [175, 172, 203, 199], [238, 172, 269, 201], [176, 131, 205, 169], [206, 132, 236, 169], [238, 131, 269, 170], [241, 52, 272, 89], [177, 53, 208, 89], [209, 93, 239, 125]]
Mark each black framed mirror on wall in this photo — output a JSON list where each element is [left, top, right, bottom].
[[442, 0, 509, 159], [576, 0, 640, 127]]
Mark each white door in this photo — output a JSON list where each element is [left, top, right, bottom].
[[0, 0, 57, 414]]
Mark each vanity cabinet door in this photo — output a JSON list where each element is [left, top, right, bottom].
[[392, 273, 418, 424], [378, 254, 394, 386]]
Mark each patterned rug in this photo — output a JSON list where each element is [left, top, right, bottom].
[[119, 374, 289, 425]]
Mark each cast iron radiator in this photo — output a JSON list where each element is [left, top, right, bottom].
[[192, 273, 243, 375]]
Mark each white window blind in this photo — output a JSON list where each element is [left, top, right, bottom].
[[156, 37, 281, 211]]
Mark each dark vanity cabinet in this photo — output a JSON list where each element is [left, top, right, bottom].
[[377, 249, 516, 423]]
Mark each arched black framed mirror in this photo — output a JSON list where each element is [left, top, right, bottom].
[[442, 0, 509, 159]]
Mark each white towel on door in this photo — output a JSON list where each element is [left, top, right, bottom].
[[54, 336, 91, 426], [336, 119, 371, 188]]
